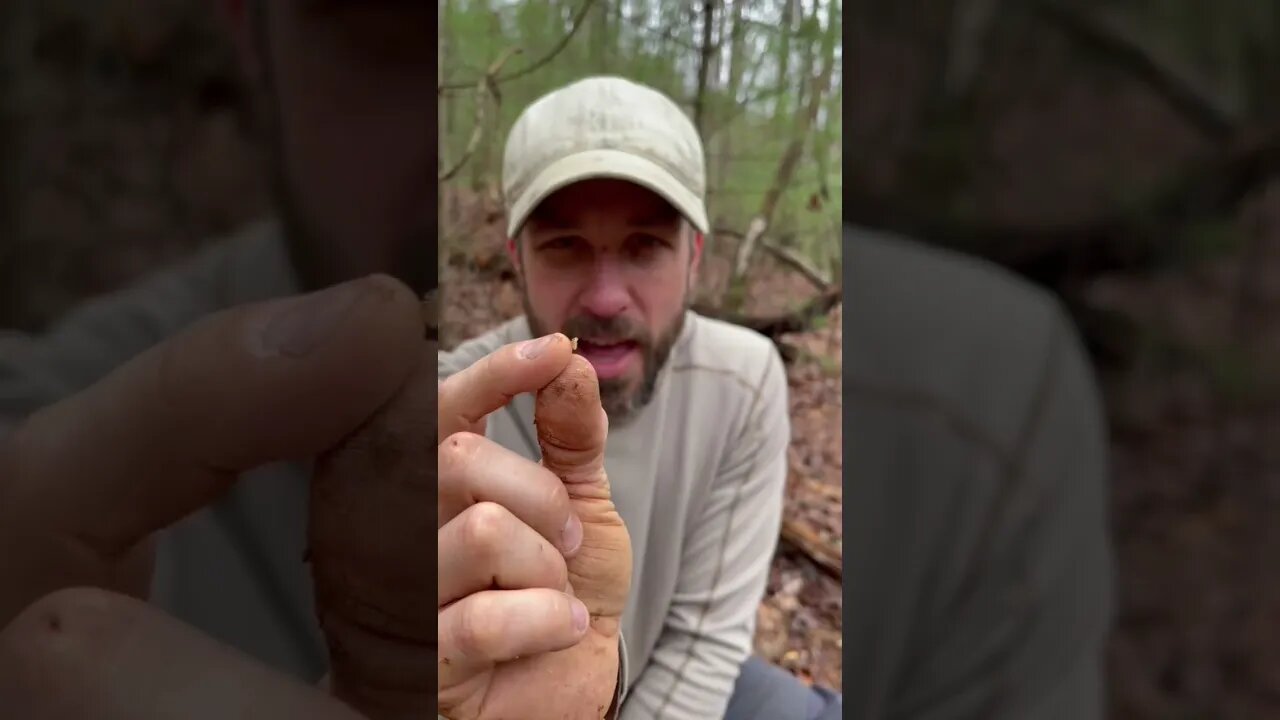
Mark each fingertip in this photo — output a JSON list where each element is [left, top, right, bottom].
[[516, 332, 574, 364], [346, 274, 424, 345]]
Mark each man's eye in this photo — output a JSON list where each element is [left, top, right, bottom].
[[628, 235, 667, 254], [539, 237, 579, 251]]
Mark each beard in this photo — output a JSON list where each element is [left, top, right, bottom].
[[524, 294, 690, 425]]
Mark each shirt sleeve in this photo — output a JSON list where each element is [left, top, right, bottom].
[[437, 324, 513, 381], [603, 631, 629, 719], [891, 308, 1114, 720], [0, 260, 220, 428], [620, 346, 789, 720]]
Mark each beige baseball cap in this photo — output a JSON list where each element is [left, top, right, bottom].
[[501, 75, 709, 238]]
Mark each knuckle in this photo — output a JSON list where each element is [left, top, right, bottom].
[[461, 501, 512, 554], [0, 587, 137, 675], [439, 431, 484, 472], [454, 595, 502, 660], [544, 552, 570, 591]]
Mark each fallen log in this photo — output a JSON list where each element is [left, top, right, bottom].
[[780, 518, 842, 581], [696, 285, 842, 340]]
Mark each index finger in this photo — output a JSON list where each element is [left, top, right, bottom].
[[437, 333, 574, 442], [0, 275, 424, 623]]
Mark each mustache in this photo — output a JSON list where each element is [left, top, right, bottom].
[[560, 315, 648, 346]]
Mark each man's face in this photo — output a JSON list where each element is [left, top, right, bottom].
[[512, 179, 703, 423], [227, 0, 435, 293]]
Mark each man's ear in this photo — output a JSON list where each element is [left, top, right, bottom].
[[506, 237, 523, 281], [689, 230, 705, 283]]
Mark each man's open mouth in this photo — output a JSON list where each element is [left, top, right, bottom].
[[575, 340, 641, 380]]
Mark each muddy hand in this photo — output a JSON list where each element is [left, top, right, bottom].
[[453, 353, 634, 720], [435, 336, 632, 720]]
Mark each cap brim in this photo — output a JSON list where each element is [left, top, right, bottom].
[[505, 148, 709, 238]]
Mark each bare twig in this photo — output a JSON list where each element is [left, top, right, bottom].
[[696, 285, 843, 342], [617, 10, 717, 53], [781, 518, 842, 581], [763, 242, 830, 290], [732, 0, 838, 282], [733, 71, 833, 279], [693, 0, 716, 133], [734, 216, 769, 278], [439, 0, 597, 93], [714, 227, 832, 290], [702, 82, 796, 139], [1034, 0, 1240, 139], [439, 49, 521, 183]]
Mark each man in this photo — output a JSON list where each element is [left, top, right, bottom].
[[437, 75, 839, 720]]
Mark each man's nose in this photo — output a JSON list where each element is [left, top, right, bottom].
[[580, 260, 630, 318]]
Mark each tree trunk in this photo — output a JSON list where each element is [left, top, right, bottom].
[[470, 0, 496, 197], [591, 0, 610, 72], [773, 0, 796, 118], [440, 0, 461, 228], [733, 0, 839, 281], [693, 0, 717, 135]]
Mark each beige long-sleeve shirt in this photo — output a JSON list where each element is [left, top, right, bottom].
[[438, 313, 790, 720]]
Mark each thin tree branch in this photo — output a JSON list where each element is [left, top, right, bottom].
[[765, 242, 831, 291], [693, 0, 716, 134], [439, 0, 597, 93], [702, 81, 795, 139], [617, 10, 718, 53], [719, 229, 835, 292], [439, 49, 522, 182], [1034, 0, 1240, 139], [734, 70, 834, 279], [781, 518, 842, 581], [696, 284, 843, 341]]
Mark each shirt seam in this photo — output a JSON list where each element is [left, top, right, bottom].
[[648, 352, 777, 717]]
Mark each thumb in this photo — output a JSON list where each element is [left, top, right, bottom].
[[534, 355, 631, 624], [533, 354, 609, 494]]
